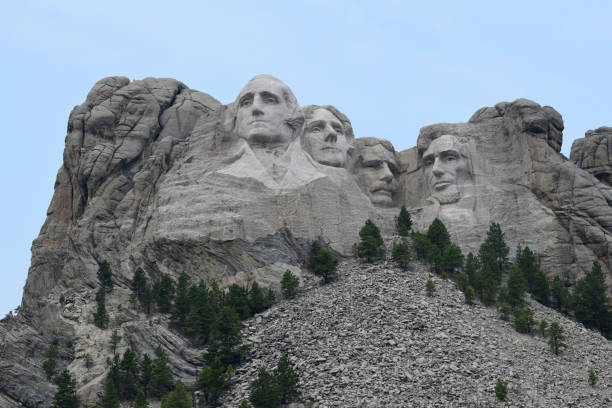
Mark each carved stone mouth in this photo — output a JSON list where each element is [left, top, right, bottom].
[[372, 188, 392, 197], [433, 181, 451, 190]]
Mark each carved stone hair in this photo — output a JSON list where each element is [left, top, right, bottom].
[[302, 105, 355, 141]]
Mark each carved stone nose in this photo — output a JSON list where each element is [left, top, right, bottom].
[[325, 133, 337, 143]]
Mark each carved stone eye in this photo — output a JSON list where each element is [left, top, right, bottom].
[[310, 126, 322, 133]]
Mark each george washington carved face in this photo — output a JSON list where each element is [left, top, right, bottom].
[[235, 75, 301, 148], [422, 134, 472, 204]]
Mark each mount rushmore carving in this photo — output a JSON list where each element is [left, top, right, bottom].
[[22, 74, 612, 311], [1, 74, 611, 406]]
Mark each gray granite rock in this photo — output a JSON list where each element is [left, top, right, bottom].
[[2, 76, 612, 406], [571, 126, 612, 186]]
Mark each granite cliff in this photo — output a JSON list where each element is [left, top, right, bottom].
[[1, 75, 611, 406]]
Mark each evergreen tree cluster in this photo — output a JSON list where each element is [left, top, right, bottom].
[[309, 241, 339, 283], [248, 354, 300, 408], [411, 219, 464, 276], [128, 270, 275, 341], [356, 220, 386, 262], [101, 345, 174, 405]]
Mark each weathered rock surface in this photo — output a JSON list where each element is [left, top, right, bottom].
[[1, 76, 611, 406], [404, 99, 612, 286], [571, 126, 612, 186]]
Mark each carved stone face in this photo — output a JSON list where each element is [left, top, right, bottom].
[[236, 76, 293, 146], [354, 142, 398, 207], [303, 108, 349, 167], [422, 134, 471, 204]]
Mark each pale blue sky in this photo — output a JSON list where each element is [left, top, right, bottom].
[[1, 1, 611, 316]]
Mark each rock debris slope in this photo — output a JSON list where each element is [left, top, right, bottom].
[[224, 255, 612, 407]]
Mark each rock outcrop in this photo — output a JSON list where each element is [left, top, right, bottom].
[[1, 75, 611, 406], [571, 126, 612, 186]]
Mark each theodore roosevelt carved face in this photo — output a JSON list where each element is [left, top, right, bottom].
[[235, 75, 302, 148], [303, 106, 350, 167], [422, 134, 472, 205], [352, 138, 398, 207]]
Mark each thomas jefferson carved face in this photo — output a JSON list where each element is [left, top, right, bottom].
[[353, 139, 398, 207], [303, 108, 349, 167], [235, 76, 296, 147], [422, 134, 471, 204]]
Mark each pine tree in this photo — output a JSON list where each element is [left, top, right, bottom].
[[133, 390, 149, 408], [206, 306, 246, 366], [51, 370, 78, 408], [140, 283, 153, 315], [539, 319, 548, 337], [410, 231, 430, 261], [464, 286, 475, 305], [425, 244, 442, 274], [184, 282, 215, 341], [426, 218, 451, 252], [572, 261, 612, 338], [97, 260, 114, 292], [281, 270, 299, 299], [309, 241, 339, 283], [481, 223, 509, 274], [396, 206, 412, 236], [531, 268, 551, 305], [494, 378, 507, 401], [426, 279, 436, 296], [548, 322, 567, 355], [148, 346, 174, 398], [551, 276, 570, 313], [153, 274, 175, 314], [140, 353, 153, 392], [248, 282, 266, 315], [357, 220, 385, 262], [441, 243, 463, 274], [499, 303, 511, 321], [171, 272, 191, 327], [264, 288, 276, 308], [465, 252, 480, 290], [514, 307, 535, 334], [94, 288, 109, 329], [276, 355, 299, 404], [506, 265, 527, 307], [117, 348, 139, 399], [196, 356, 232, 406], [249, 368, 282, 408], [516, 246, 537, 290], [43, 338, 59, 380], [161, 381, 192, 408], [101, 379, 119, 408], [110, 329, 121, 355], [588, 370, 598, 386], [131, 268, 148, 302], [391, 240, 411, 270]]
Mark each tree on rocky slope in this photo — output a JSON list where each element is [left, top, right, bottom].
[[391, 240, 411, 270], [153, 274, 175, 314], [309, 241, 339, 283], [572, 261, 612, 338], [161, 381, 192, 408], [426, 218, 450, 253], [357, 219, 385, 262], [51, 370, 78, 408], [396, 205, 412, 236], [548, 322, 567, 355], [93, 288, 109, 329], [148, 346, 174, 398], [97, 260, 114, 292]]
